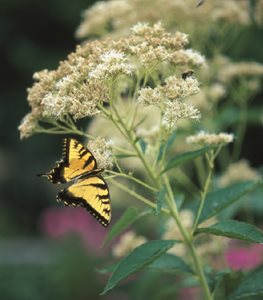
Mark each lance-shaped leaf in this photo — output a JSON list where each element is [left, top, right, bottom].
[[213, 270, 244, 300], [196, 220, 263, 244], [197, 180, 260, 224], [161, 146, 211, 174], [228, 266, 263, 300], [101, 240, 176, 295], [138, 138, 147, 153], [98, 253, 192, 275], [155, 187, 166, 215], [96, 263, 118, 274], [157, 129, 177, 161], [148, 253, 193, 274]]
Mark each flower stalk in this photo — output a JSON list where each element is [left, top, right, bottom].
[[107, 100, 213, 299]]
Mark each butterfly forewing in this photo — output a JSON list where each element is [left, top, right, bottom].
[[57, 176, 111, 227], [42, 138, 97, 183]]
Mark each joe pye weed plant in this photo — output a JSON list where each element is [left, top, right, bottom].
[[19, 21, 263, 300]]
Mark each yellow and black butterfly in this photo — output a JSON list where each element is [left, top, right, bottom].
[[38, 138, 111, 227]]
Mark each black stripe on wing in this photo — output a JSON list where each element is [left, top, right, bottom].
[[56, 189, 110, 227], [37, 160, 67, 184], [62, 138, 70, 164]]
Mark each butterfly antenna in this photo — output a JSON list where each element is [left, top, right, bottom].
[[36, 172, 48, 178]]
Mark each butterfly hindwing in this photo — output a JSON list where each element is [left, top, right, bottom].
[[40, 138, 97, 183], [57, 175, 111, 227]]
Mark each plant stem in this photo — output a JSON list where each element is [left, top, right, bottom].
[[187, 243, 213, 300], [163, 176, 212, 300], [107, 170, 158, 192], [110, 103, 157, 184], [192, 150, 215, 234], [110, 178, 169, 215], [102, 93, 212, 299]]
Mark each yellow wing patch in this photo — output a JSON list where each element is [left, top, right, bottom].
[[57, 176, 111, 227], [38, 138, 111, 227], [39, 138, 97, 183]]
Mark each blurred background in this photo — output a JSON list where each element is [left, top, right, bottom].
[[1, 0, 263, 299], [0, 1, 113, 299]]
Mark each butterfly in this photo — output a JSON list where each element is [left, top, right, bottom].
[[38, 138, 111, 227]]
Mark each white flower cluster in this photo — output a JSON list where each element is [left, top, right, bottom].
[[87, 137, 114, 170], [89, 50, 134, 79], [138, 75, 201, 128], [163, 101, 201, 128], [186, 131, 234, 146], [170, 49, 206, 67]]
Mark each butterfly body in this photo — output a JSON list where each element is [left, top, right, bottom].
[[38, 138, 111, 227]]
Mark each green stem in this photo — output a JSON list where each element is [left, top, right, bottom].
[[188, 243, 213, 300], [110, 178, 169, 215], [107, 170, 158, 192], [192, 156, 214, 233], [163, 176, 212, 300], [110, 103, 157, 185], [101, 92, 212, 299]]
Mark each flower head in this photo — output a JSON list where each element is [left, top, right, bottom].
[[87, 137, 113, 170], [128, 22, 188, 68], [160, 75, 200, 101], [138, 86, 163, 106], [163, 100, 201, 128], [170, 49, 206, 67], [89, 50, 134, 79], [18, 111, 39, 139], [186, 131, 234, 146]]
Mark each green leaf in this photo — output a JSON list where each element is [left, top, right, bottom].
[[101, 240, 176, 295], [103, 207, 139, 247], [197, 181, 260, 224], [96, 263, 118, 274], [196, 220, 263, 243], [228, 266, 263, 300], [138, 138, 147, 153], [213, 270, 244, 300], [175, 194, 185, 210], [155, 187, 166, 215], [157, 129, 177, 161], [148, 253, 193, 274], [166, 129, 177, 150], [161, 146, 211, 174]]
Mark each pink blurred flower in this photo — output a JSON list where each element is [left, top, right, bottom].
[[225, 242, 263, 270], [40, 207, 108, 254]]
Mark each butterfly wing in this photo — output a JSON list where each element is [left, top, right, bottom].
[[40, 138, 97, 183], [56, 176, 111, 227]]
